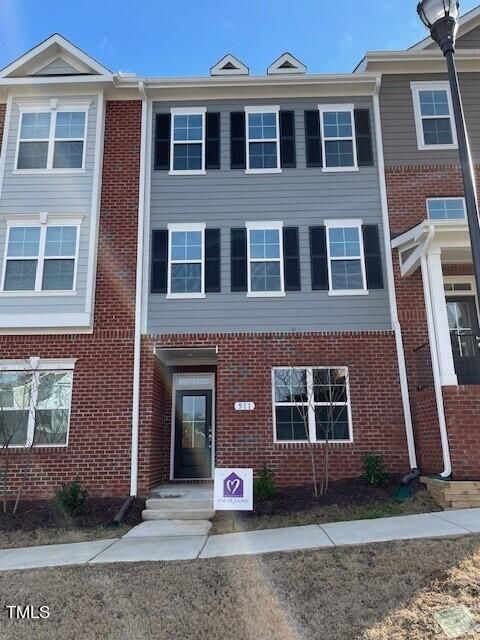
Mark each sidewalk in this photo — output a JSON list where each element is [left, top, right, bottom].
[[1, 508, 480, 571]]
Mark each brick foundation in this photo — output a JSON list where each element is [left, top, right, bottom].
[[137, 332, 411, 493], [0, 101, 142, 499]]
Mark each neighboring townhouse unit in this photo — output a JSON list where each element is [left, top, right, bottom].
[[359, 7, 480, 481], [134, 53, 416, 492], [0, 35, 144, 498]]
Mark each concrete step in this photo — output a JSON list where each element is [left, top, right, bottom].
[[149, 485, 213, 500], [145, 498, 214, 511], [142, 508, 216, 521], [124, 520, 212, 538]]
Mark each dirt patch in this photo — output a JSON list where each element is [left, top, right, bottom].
[[0, 536, 479, 639], [212, 477, 440, 533], [0, 497, 144, 548]]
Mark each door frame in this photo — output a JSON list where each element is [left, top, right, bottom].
[[169, 373, 215, 481]]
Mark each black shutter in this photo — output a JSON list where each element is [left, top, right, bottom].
[[230, 228, 247, 291], [205, 228, 221, 292], [280, 111, 296, 168], [154, 114, 171, 170], [309, 226, 328, 290], [354, 109, 374, 167], [304, 110, 322, 168], [151, 230, 168, 293], [363, 225, 384, 289], [230, 112, 246, 169], [206, 113, 220, 170], [283, 227, 301, 291]]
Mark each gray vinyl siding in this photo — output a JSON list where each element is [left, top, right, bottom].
[[0, 95, 98, 315], [34, 58, 80, 75], [380, 73, 480, 166], [148, 97, 391, 334], [425, 24, 480, 49]]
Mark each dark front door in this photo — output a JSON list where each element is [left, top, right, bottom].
[[446, 296, 480, 385], [174, 390, 212, 479]]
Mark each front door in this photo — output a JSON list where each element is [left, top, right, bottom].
[[174, 390, 212, 479], [446, 295, 480, 384]]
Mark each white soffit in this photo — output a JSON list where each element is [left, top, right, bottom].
[[268, 52, 307, 75], [210, 54, 249, 76]]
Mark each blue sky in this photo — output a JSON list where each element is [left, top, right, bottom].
[[0, 0, 479, 77]]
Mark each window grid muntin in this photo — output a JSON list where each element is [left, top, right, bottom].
[[412, 84, 456, 149], [427, 198, 466, 221], [245, 108, 280, 172], [170, 110, 205, 173], [319, 107, 357, 170], [273, 367, 351, 443], [168, 227, 205, 295], [247, 225, 284, 294], [326, 224, 366, 292], [17, 109, 87, 171]]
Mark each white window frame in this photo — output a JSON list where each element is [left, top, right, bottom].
[[169, 107, 207, 175], [245, 220, 285, 297], [272, 366, 353, 444], [14, 99, 89, 173], [244, 105, 282, 174], [166, 222, 206, 299], [0, 357, 75, 449], [325, 219, 368, 296], [411, 82, 458, 151], [0, 213, 81, 296], [426, 197, 466, 222], [318, 104, 358, 173]]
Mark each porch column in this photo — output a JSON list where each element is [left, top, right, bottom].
[[425, 248, 458, 386]]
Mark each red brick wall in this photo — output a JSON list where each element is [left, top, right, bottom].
[[138, 332, 411, 491], [0, 101, 142, 499], [444, 385, 480, 479], [386, 164, 480, 479]]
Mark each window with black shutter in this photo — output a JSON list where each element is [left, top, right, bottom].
[[309, 226, 328, 290], [283, 227, 301, 291], [154, 114, 171, 170], [230, 228, 247, 291], [230, 112, 246, 169], [363, 225, 384, 289], [151, 230, 168, 293], [205, 228, 221, 292], [206, 113, 220, 170], [304, 110, 322, 167], [354, 109, 374, 167], [279, 111, 296, 168]]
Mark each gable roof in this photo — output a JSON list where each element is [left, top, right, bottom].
[[267, 52, 307, 75], [410, 4, 480, 50], [210, 54, 249, 76], [0, 33, 112, 79]]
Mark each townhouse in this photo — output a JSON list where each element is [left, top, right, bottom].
[[359, 6, 480, 482]]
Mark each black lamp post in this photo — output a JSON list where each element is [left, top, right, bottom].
[[417, 0, 480, 300]]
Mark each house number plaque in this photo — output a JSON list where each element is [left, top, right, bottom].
[[234, 402, 255, 411]]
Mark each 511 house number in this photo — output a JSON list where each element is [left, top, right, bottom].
[[5, 605, 50, 620], [234, 402, 255, 411]]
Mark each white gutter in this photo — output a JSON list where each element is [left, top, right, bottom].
[[373, 77, 418, 470], [130, 80, 148, 496], [420, 226, 452, 478]]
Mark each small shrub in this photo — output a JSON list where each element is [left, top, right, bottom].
[[254, 465, 277, 501], [53, 480, 88, 518], [362, 453, 388, 487]]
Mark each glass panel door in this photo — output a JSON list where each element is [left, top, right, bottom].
[[174, 389, 212, 479], [446, 296, 480, 384]]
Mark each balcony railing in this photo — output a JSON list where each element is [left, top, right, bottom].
[[414, 342, 434, 391], [450, 333, 480, 385]]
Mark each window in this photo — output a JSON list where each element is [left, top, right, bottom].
[[0, 359, 74, 447], [326, 220, 367, 294], [2, 218, 79, 292], [273, 367, 352, 443], [319, 105, 357, 170], [245, 106, 281, 172], [412, 83, 457, 150], [170, 108, 206, 173], [167, 224, 205, 297], [16, 109, 86, 170], [246, 222, 284, 296], [427, 198, 466, 221]]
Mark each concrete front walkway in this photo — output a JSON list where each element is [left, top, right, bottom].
[[1, 508, 480, 571]]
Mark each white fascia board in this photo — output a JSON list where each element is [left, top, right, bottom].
[[0, 75, 114, 86]]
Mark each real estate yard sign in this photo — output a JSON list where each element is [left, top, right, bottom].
[[214, 468, 253, 510]]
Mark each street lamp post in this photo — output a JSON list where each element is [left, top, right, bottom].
[[417, 0, 480, 300]]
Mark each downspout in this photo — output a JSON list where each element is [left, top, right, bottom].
[[420, 226, 452, 478], [373, 77, 418, 472], [130, 80, 148, 496]]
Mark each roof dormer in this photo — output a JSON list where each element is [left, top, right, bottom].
[[210, 54, 249, 76], [267, 52, 307, 75]]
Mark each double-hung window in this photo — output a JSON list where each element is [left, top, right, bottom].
[[319, 105, 358, 170], [273, 367, 352, 443], [167, 223, 205, 297], [411, 82, 457, 150], [326, 220, 367, 295], [0, 359, 74, 447], [2, 217, 80, 292], [246, 222, 285, 296], [427, 198, 466, 221], [245, 106, 281, 173], [170, 108, 206, 174], [16, 107, 87, 171]]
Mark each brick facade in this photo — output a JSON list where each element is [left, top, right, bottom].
[[137, 332, 410, 494], [386, 164, 480, 479], [0, 101, 142, 499]]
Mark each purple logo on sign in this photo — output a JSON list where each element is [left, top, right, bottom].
[[224, 472, 243, 498]]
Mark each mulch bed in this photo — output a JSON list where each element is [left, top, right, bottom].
[[243, 476, 422, 519], [0, 497, 145, 532]]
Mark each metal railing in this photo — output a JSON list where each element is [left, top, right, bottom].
[[450, 332, 480, 385], [414, 342, 434, 391]]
